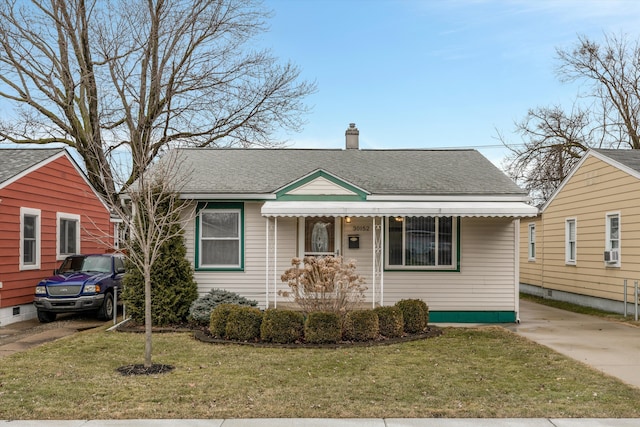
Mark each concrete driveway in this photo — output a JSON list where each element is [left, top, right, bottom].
[[506, 299, 640, 389], [0, 314, 107, 358]]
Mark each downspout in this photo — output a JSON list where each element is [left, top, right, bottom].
[[265, 217, 269, 309], [380, 217, 384, 307], [514, 218, 521, 323]]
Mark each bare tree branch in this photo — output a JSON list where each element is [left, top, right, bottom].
[[0, 0, 316, 200], [500, 32, 640, 204]]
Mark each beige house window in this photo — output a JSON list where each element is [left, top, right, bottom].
[[605, 212, 620, 266], [565, 218, 576, 265], [528, 223, 536, 261]]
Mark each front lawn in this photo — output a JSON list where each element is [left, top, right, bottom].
[[1, 326, 639, 419]]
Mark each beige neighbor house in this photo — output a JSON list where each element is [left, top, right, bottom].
[[173, 124, 537, 323], [520, 148, 640, 314]]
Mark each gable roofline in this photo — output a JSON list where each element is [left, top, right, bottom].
[[540, 148, 640, 212], [589, 148, 640, 179], [274, 168, 370, 200], [0, 147, 112, 214], [0, 148, 66, 190]]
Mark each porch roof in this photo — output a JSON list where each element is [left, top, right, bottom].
[[261, 201, 538, 218]]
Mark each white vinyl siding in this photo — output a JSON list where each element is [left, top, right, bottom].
[[565, 218, 576, 265], [185, 204, 518, 312], [383, 217, 518, 311], [186, 202, 296, 308]]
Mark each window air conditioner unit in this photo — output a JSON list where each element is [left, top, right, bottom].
[[604, 250, 619, 263]]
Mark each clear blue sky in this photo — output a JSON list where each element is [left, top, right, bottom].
[[261, 0, 640, 168]]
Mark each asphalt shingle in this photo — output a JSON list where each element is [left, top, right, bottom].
[[0, 148, 64, 186], [173, 148, 526, 196]]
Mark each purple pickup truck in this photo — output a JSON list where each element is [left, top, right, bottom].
[[33, 253, 126, 323]]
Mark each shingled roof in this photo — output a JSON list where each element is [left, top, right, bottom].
[[174, 148, 526, 197], [592, 148, 640, 174], [0, 148, 65, 186]]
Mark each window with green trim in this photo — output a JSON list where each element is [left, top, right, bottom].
[[197, 204, 243, 269], [386, 216, 457, 270]]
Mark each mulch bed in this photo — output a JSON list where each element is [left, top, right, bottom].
[[193, 327, 442, 349], [116, 363, 175, 376]]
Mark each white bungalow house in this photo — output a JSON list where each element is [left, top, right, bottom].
[[174, 124, 537, 323]]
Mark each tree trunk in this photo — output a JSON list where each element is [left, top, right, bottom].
[[144, 268, 153, 367]]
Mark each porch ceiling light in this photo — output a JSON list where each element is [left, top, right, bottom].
[[345, 216, 352, 223]]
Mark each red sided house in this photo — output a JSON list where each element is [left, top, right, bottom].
[[0, 148, 114, 325]]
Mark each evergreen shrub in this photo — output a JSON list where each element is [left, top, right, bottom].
[[374, 306, 404, 338], [260, 309, 304, 344], [343, 310, 379, 341], [225, 306, 263, 341], [209, 304, 237, 338], [122, 195, 198, 326], [189, 288, 258, 326], [304, 311, 342, 344], [395, 299, 429, 333]]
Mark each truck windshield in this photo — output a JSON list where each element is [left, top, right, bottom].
[[59, 256, 111, 274]]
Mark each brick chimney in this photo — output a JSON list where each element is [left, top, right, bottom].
[[345, 123, 359, 149]]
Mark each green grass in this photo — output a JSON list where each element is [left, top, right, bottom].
[[1, 326, 640, 419], [520, 293, 640, 327]]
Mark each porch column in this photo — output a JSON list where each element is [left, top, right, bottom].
[[373, 216, 383, 307], [274, 217, 278, 308]]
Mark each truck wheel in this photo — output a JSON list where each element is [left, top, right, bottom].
[[97, 292, 114, 321], [37, 310, 56, 323]]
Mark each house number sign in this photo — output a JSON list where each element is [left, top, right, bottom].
[[352, 225, 370, 232]]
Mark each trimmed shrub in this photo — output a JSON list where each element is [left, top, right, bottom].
[[396, 299, 429, 333], [189, 288, 258, 326], [374, 306, 404, 338], [304, 311, 342, 344], [209, 304, 237, 338], [225, 306, 263, 341], [343, 310, 379, 341], [260, 309, 305, 344]]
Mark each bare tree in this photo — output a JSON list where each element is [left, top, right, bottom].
[[115, 151, 195, 369], [501, 32, 640, 204], [500, 105, 592, 205], [0, 0, 315, 204]]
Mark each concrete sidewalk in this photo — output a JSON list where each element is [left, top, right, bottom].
[[506, 299, 640, 389], [1, 418, 640, 426]]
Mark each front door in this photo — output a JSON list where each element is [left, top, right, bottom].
[[299, 216, 342, 257]]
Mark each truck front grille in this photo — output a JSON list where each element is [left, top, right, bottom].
[[47, 285, 82, 296]]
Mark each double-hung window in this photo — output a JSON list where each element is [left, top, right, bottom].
[[605, 212, 620, 266], [528, 223, 536, 261], [20, 207, 41, 270], [386, 216, 457, 270], [57, 212, 81, 259], [196, 203, 243, 270], [565, 218, 576, 264]]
